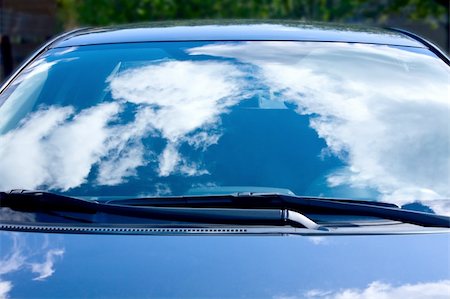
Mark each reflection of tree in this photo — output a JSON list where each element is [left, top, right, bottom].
[[57, 0, 447, 28], [56, 0, 449, 52]]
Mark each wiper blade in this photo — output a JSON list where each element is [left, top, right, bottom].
[[1, 190, 449, 235], [0, 190, 323, 229], [107, 192, 450, 228]]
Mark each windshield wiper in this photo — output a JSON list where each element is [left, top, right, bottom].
[[2, 189, 450, 229], [104, 192, 450, 228], [0, 190, 324, 229]]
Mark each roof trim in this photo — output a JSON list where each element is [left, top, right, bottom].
[[387, 27, 450, 66], [50, 22, 425, 49]]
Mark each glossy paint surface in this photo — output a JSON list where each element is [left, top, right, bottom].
[[0, 231, 449, 298], [1, 34, 450, 299], [52, 21, 424, 48]]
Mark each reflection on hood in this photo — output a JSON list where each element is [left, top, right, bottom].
[[274, 279, 450, 299], [0, 232, 64, 298]]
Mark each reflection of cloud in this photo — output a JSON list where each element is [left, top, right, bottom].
[[186, 131, 221, 150], [2, 41, 448, 207], [275, 280, 450, 299], [382, 189, 450, 215], [0, 58, 247, 190], [0, 280, 12, 299], [137, 183, 172, 198], [191, 42, 450, 214], [0, 106, 72, 190], [110, 60, 245, 142], [0, 208, 35, 223], [158, 143, 209, 177], [0, 233, 64, 298], [96, 143, 145, 186], [307, 237, 328, 245], [158, 143, 181, 177], [0, 103, 120, 191], [96, 106, 155, 186], [0, 234, 26, 275], [154, 183, 172, 196], [0, 100, 154, 190], [110, 60, 248, 177], [0, 235, 27, 299], [46, 102, 121, 190], [0, 58, 79, 135], [30, 249, 64, 281]]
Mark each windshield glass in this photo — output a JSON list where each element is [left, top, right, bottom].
[[0, 41, 448, 214]]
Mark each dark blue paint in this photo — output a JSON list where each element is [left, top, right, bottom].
[[52, 21, 424, 48], [4, 232, 450, 299]]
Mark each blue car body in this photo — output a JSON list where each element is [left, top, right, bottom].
[[0, 21, 449, 298]]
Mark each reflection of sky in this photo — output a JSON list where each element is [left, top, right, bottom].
[[1, 231, 449, 298], [0, 232, 64, 298], [0, 41, 449, 214], [109, 59, 249, 178], [287, 280, 450, 299], [189, 42, 450, 214]]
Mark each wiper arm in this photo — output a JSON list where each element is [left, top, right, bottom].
[[107, 192, 450, 228], [0, 190, 323, 229]]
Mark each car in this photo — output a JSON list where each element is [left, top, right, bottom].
[[0, 21, 449, 299]]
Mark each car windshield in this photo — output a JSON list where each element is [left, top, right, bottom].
[[0, 41, 448, 215]]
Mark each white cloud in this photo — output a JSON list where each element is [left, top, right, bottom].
[[0, 106, 73, 190], [1, 42, 448, 203], [96, 143, 145, 185], [382, 189, 445, 209], [45, 102, 121, 190], [278, 280, 450, 299], [179, 160, 209, 177], [0, 208, 35, 222], [0, 234, 26, 276], [158, 143, 181, 177], [0, 280, 12, 299], [136, 183, 172, 198], [0, 233, 64, 298], [96, 106, 156, 186], [190, 42, 450, 214], [0, 58, 248, 190], [0, 102, 121, 191], [30, 249, 64, 281], [307, 237, 328, 245], [109, 59, 249, 177], [110, 60, 245, 142], [157, 143, 209, 177], [154, 183, 172, 196], [186, 131, 221, 150]]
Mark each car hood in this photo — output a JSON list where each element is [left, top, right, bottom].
[[1, 231, 449, 298]]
